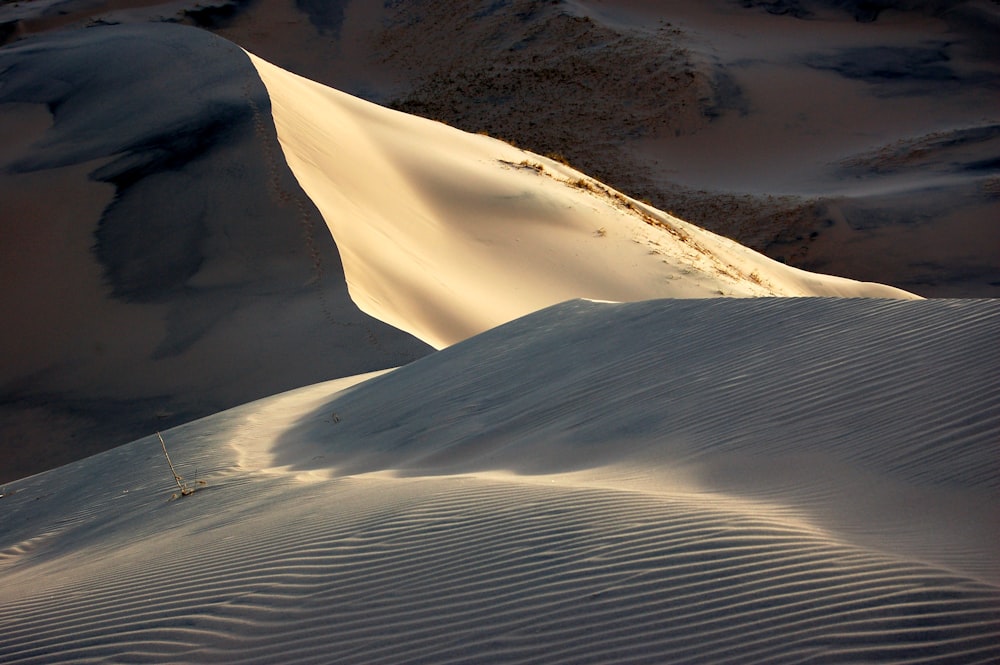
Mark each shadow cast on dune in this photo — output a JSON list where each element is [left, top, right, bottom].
[[0, 24, 431, 482], [270, 297, 1000, 582], [1, 297, 998, 664]]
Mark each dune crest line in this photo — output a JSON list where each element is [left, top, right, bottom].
[[243, 50, 917, 349]]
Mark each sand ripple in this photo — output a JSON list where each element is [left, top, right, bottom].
[[2, 478, 999, 664]]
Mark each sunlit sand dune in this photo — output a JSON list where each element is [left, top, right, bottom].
[[247, 51, 918, 348]]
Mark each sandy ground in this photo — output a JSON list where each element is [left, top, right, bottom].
[[1, 297, 997, 663]]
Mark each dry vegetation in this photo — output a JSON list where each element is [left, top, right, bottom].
[[499, 154, 775, 289], [157, 431, 205, 500]]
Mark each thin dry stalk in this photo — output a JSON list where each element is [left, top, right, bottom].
[[158, 431, 194, 497]]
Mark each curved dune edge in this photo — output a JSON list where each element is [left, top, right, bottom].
[[1, 298, 997, 663], [244, 51, 919, 349]]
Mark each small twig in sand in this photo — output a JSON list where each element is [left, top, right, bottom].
[[158, 431, 195, 499]]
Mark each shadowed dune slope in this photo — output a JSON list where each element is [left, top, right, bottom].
[[0, 24, 431, 482], [1, 298, 997, 664]]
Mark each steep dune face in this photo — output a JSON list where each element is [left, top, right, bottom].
[[0, 24, 430, 483], [209, 0, 999, 297], [1, 298, 997, 664], [248, 50, 917, 349]]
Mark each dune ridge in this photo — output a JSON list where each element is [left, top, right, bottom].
[[246, 50, 917, 349], [2, 297, 997, 663]]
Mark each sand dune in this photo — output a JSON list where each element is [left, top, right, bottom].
[[1, 20, 918, 481], [0, 24, 430, 482], [5, 0, 994, 296], [1, 9, 996, 662], [211, 0, 1000, 297], [1, 298, 997, 663], [247, 49, 917, 349]]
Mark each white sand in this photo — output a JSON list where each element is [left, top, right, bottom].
[[2, 297, 997, 663], [246, 51, 917, 349]]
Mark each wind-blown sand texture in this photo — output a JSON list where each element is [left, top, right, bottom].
[[2, 298, 998, 663]]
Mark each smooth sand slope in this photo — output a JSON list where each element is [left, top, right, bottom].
[[1, 298, 998, 663], [212, 0, 1000, 297], [247, 50, 917, 349]]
